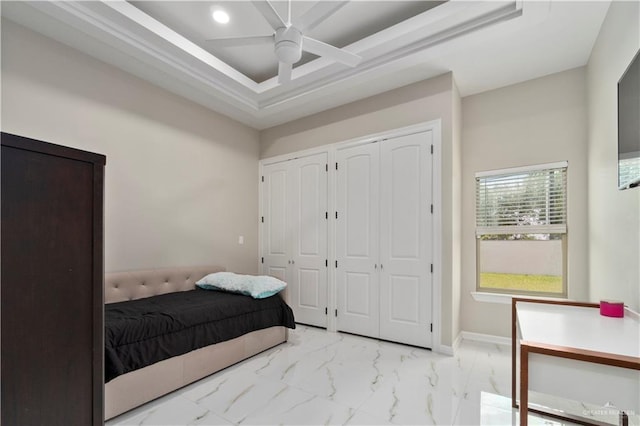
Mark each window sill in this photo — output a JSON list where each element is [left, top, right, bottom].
[[471, 292, 567, 305]]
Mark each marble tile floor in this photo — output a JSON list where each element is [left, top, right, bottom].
[[106, 325, 626, 426]]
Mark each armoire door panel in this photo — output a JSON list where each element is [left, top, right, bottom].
[[336, 143, 379, 337], [1, 133, 105, 426], [379, 131, 433, 347], [2, 147, 95, 425]]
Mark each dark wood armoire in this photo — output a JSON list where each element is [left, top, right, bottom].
[[1, 132, 105, 425]]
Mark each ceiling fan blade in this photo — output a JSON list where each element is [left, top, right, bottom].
[[298, 1, 348, 32], [204, 35, 273, 47], [278, 62, 292, 84], [251, 0, 286, 31], [302, 36, 362, 67]]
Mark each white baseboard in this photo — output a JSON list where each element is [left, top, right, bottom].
[[461, 331, 511, 346], [437, 344, 454, 356], [452, 332, 462, 353], [436, 332, 463, 356], [438, 331, 508, 356]]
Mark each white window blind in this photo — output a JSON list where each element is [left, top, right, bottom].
[[475, 162, 568, 236], [619, 155, 640, 189]]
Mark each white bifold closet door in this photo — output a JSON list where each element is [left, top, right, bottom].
[[262, 153, 328, 328], [262, 161, 289, 283], [336, 131, 433, 348], [378, 133, 432, 347], [335, 142, 380, 338]]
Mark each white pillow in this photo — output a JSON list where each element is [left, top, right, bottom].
[[196, 272, 286, 299]]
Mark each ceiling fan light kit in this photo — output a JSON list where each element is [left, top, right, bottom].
[[275, 27, 302, 64]]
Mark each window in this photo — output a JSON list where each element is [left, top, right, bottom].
[[475, 162, 568, 296], [619, 155, 640, 189]]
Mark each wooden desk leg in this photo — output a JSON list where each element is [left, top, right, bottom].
[[520, 344, 529, 426], [620, 411, 628, 426], [512, 299, 518, 408]]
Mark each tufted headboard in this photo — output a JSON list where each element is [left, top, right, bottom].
[[105, 265, 225, 304]]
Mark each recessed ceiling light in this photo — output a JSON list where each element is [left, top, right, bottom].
[[212, 9, 230, 24]]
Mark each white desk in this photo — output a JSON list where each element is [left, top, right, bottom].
[[512, 299, 640, 426]]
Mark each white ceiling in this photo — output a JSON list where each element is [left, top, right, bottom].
[[2, 1, 610, 130]]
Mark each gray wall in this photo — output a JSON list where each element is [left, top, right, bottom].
[[587, 0, 640, 310], [1, 20, 261, 274], [461, 67, 589, 337]]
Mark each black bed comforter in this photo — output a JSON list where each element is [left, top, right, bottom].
[[105, 288, 295, 382]]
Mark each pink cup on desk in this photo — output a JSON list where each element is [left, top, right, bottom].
[[600, 300, 624, 317]]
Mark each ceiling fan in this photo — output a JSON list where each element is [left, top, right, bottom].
[[206, 0, 362, 84]]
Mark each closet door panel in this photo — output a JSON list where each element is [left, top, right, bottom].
[[265, 266, 287, 282], [389, 276, 420, 322], [261, 162, 290, 278], [290, 153, 328, 327], [297, 268, 320, 308], [336, 143, 379, 337], [379, 132, 433, 347], [345, 272, 372, 315]]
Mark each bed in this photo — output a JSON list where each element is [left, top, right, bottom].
[[104, 265, 295, 420]]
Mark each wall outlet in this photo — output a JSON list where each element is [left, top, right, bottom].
[[238, 236, 244, 245]]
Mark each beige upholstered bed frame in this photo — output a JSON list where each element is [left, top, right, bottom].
[[104, 266, 288, 420]]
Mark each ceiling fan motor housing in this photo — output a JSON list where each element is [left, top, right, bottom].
[[275, 27, 303, 64]]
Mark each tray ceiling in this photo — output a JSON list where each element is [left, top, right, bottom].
[[1, 1, 610, 129], [131, 1, 444, 83]]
